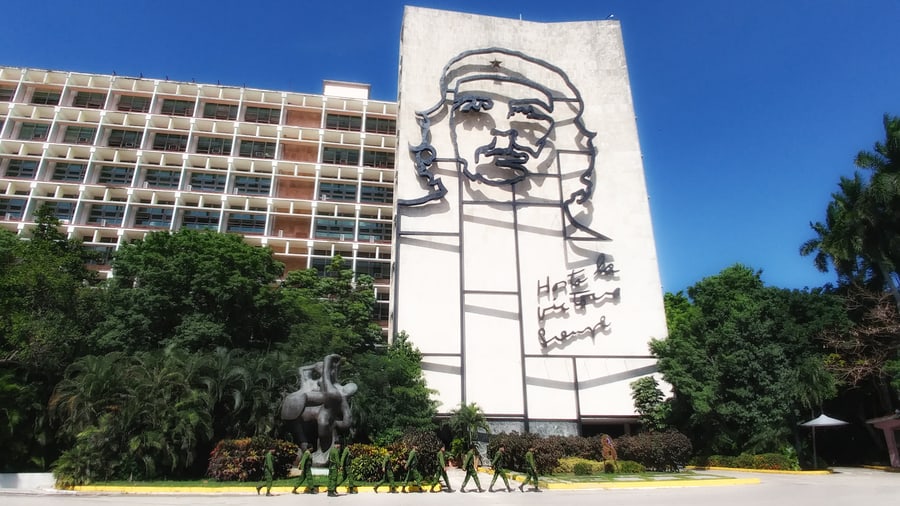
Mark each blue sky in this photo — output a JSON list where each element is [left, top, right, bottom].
[[4, 0, 898, 293]]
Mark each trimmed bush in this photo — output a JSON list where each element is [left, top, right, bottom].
[[348, 444, 385, 482], [487, 432, 562, 475], [398, 428, 443, 480], [697, 453, 797, 471], [207, 436, 297, 482], [573, 461, 593, 475], [555, 456, 602, 474], [614, 431, 692, 472], [617, 460, 646, 473]]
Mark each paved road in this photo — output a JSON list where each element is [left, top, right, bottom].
[[2, 468, 897, 506]]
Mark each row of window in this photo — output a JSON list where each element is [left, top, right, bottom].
[[1, 159, 276, 194], [1, 198, 392, 241], [0, 198, 257, 230], [313, 218, 392, 242], [2, 159, 394, 202], [3, 123, 395, 166], [0, 86, 396, 132]]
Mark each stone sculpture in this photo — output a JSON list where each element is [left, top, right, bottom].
[[281, 354, 357, 465]]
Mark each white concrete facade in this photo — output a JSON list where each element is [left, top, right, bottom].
[[392, 7, 666, 433]]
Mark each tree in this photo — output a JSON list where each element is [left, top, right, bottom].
[[279, 256, 384, 361], [630, 376, 670, 432], [50, 349, 214, 483], [0, 209, 98, 370], [652, 265, 846, 455], [801, 114, 900, 422], [91, 230, 286, 352], [350, 333, 436, 445], [802, 114, 900, 307], [448, 402, 490, 448]]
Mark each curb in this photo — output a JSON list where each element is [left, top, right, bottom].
[[73, 476, 760, 494]]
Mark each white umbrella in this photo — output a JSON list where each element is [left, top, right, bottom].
[[800, 414, 849, 469]]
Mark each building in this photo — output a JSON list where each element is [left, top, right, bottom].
[[0, 6, 667, 436], [391, 7, 667, 436], [0, 68, 395, 324]]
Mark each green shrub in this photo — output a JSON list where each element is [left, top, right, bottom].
[[617, 460, 646, 473], [488, 432, 562, 475], [695, 453, 797, 471], [614, 431, 692, 472], [207, 437, 297, 482], [555, 456, 601, 473], [573, 461, 593, 475], [398, 428, 443, 479], [449, 437, 466, 466], [603, 460, 618, 473], [348, 444, 385, 482]]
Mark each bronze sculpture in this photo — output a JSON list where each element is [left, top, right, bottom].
[[280, 354, 357, 465]]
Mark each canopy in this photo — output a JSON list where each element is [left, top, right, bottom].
[[800, 414, 849, 427], [799, 413, 849, 469]]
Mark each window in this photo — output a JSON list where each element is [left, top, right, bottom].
[[46, 201, 75, 221], [181, 209, 220, 230], [356, 259, 391, 279], [0, 86, 14, 101], [365, 116, 396, 135], [244, 106, 280, 124], [360, 184, 393, 204], [97, 165, 134, 185], [31, 90, 60, 105], [188, 172, 226, 192], [226, 213, 265, 234], [325, 114, 362, 132], [153, 133, 188, 152], [134, 207, 173, 228], [238, 140, 276, 158], [233, 176, 271, 195], [374, 302, 390, 321], [73, 91, 106, 109], [85, 245, 114, 265], [88, 204, 125, 225], [160, 99, 195, 116], [322, 147, 359, 166], [196, 136, 232, 155], [319, 182, 357, 201], [63, 126, 97, 144], [314, 218, 355, 240], [51, 162, 86, 182], [117, 95, 151, 112], [143, 169, 180, 189], [358, 220, 392, 242], [363, 150, 394, 168], [0, 198, 26, 219], [18, 122, 50, 141], [203, 102, 238, 120], [107, 129, 143, 148], [5, 159, 38, 178]]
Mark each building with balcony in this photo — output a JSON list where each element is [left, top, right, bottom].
[[0, 67, 395, 324]]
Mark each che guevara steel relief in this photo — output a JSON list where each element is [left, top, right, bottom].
[[398, 48, 621, 349]]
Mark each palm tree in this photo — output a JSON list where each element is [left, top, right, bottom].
[[855, 114, 900, 308], [448, 402, 489, 448], [802, 114, 900, 309]]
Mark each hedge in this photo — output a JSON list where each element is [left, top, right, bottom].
[[695, 453, 798, 471], [487, 432, 562, 475], [614, 431, 692, 472]]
